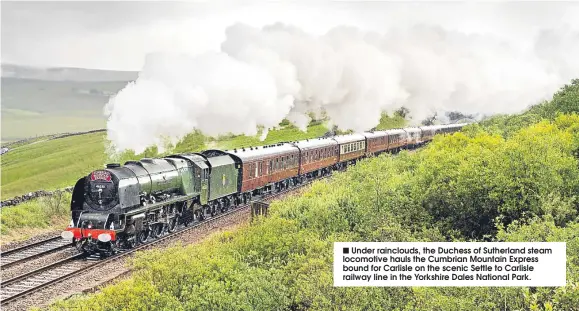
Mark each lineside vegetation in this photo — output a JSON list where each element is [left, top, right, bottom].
[[46, 81, 579, 310]]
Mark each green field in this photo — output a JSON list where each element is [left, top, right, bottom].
[[1, 77, 128, 141]]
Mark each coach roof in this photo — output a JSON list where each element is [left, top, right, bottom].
[[332, 134, 366, 144], [292, 137, 337, 151], [227, 143, 299, 162]]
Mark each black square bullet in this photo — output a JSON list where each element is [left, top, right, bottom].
[[343, 247, 349, 254]]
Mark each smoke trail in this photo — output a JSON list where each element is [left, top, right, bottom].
[[104, 23, 579, 154]]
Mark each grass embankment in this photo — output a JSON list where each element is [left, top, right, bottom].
[[1, 193, 71, 243], [46, 80, 579, 311]]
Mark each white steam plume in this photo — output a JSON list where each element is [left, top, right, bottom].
[[105, 23, 579, 154]]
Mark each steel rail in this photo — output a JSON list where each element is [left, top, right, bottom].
[[1, 237, 72, 269]]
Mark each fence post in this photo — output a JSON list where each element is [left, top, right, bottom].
[[251, 201, 269, 222]]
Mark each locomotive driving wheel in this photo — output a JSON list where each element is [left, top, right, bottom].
[[137, 229, 149, 244], [151, 224, 163, 238], [168, 216, 178, 233]]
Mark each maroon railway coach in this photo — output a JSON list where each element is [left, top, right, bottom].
[[419, 125, 437, 143], [333, 134, 366, 164], [363, 131, 389, 155], [227, 144, 300, 194], [385, 129, 407, 152], [292, 138, 338, 178], [403, 127, 423, 148]]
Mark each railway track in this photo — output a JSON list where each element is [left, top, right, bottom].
[[0, 237, 72, 269], [0, 180, 310, 306]]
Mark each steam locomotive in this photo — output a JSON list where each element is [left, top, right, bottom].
[[62, 123, 466, 256]]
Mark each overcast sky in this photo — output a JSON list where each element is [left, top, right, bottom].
[[2, 1, 579, 71]]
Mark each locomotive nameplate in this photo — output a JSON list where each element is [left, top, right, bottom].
[[91, 170, 112, 182]]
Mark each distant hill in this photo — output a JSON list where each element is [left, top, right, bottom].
[[1, 63, 138, 82], [1, 64, 137, 142]]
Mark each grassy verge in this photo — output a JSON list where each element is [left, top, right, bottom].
[[0, 193, 71, 245]]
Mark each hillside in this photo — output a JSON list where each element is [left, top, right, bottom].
[[1, 64, 136, 142], [1, 63, 138, 82]]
